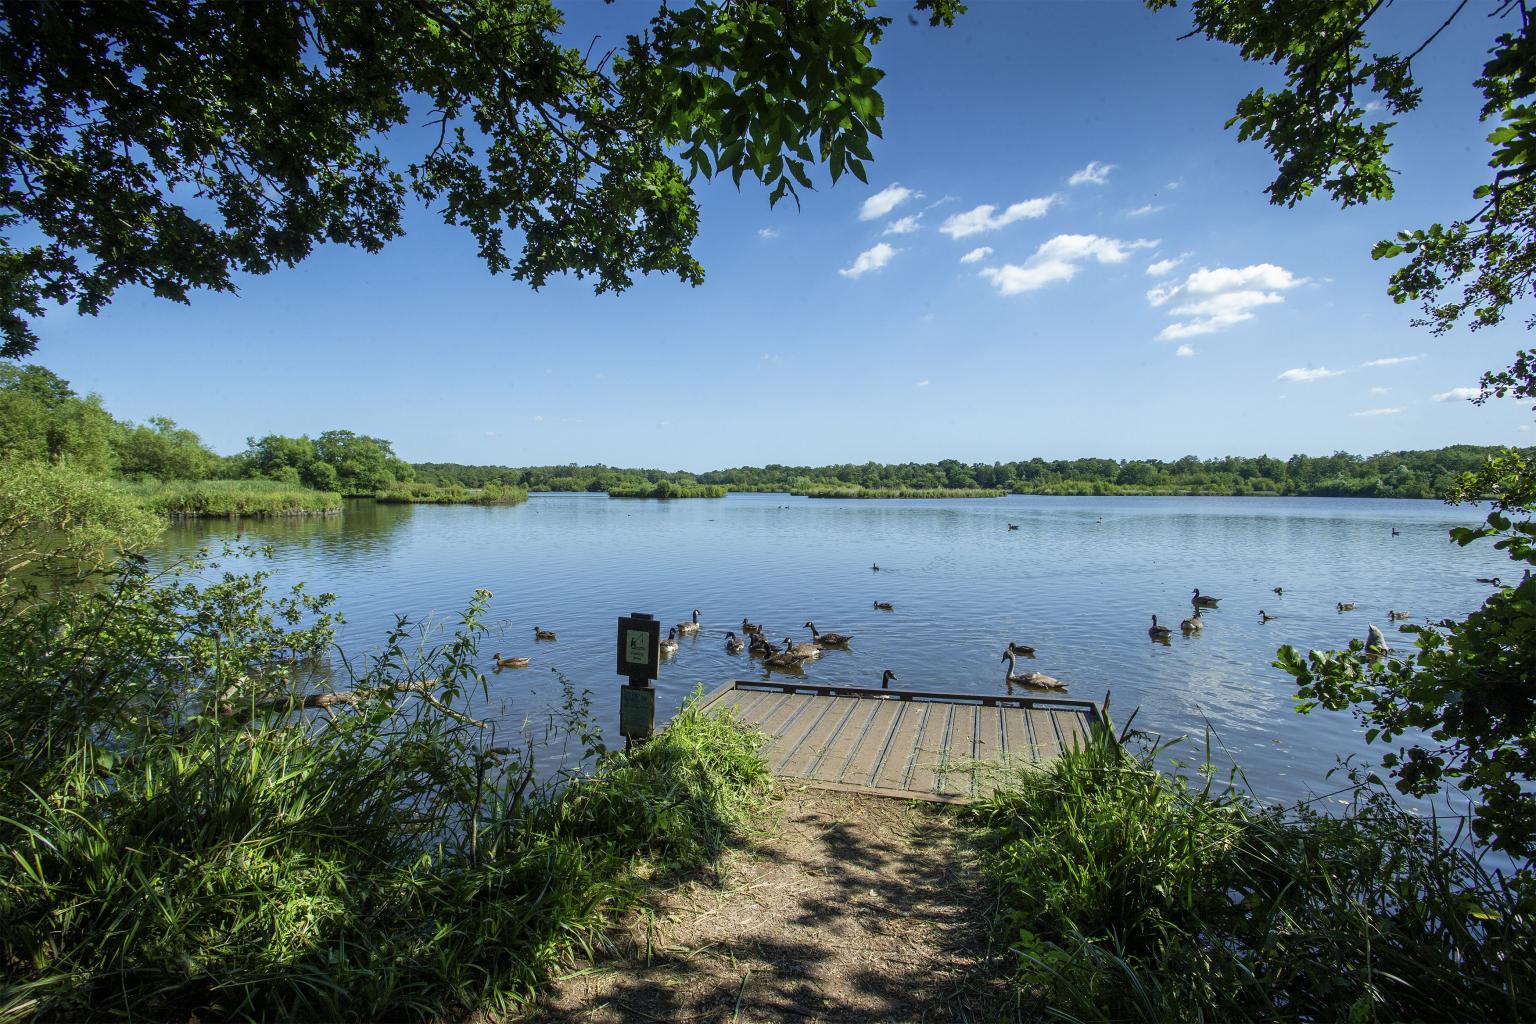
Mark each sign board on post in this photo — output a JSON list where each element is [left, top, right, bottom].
[[616, 612, 660, 741]]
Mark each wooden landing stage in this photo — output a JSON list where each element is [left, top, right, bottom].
[[699, 680, 1109, 804]]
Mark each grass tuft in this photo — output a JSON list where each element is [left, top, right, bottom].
[[122, 478, 343, 517]]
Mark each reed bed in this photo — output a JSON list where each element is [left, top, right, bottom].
[[606, 482, 727, 498], [973, 730, 1535, 1022], [793, 485, 1006, 499], [0, 557, 767, 1021], [375, 482, 529, 504], [124, 478, 343, 517]]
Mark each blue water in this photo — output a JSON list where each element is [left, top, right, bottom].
[[157, 492, 1508, 812]]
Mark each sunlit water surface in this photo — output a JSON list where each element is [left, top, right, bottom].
[[156, 493, 1508, 815]]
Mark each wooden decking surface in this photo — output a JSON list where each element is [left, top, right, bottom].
[[698, 680, 1108, 804]]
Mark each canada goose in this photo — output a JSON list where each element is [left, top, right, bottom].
[[492, 653, 529, 670], [748, 633, 776, 656], [1180, 609, 1203, 633], [873, 600, 894, 611], [1148, 615, 1172, 639], [880, 669, 897, 689], [783, 636, 821, 660], [1476, 576, 1503, 586], [1007, 642, 1035, 657], [1273, 586, 1284, 596], [1259, 610, 1277, 622], [659, 628, 679, 656], [724, 631, 744, 654], [805, 621, 852, 646], [1007, 523, 1019, 531], [676, 609, 701, 635], [1192, 589, 1219, 608], [1337, 602, 1356, 612], [1388, 609, 1411, 620], [1003, 651, 1066, 690], [1366, 624, 1390, 655], [871, 563, 880, 571], [1391, 527, 1400, 536], [533, 626, 557, 641], [764, 646, 808, 669]]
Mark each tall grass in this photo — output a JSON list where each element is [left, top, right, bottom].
[[375, 482, 529, 504], [973, 730, 1536, 1022], [0, 555, 766, 1021], [606, 481, 726, 498], [792, 484, 1006, 498], [122, 478, 342, 517]]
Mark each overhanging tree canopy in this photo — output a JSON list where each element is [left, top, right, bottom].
[[0, 0, 961, 358]]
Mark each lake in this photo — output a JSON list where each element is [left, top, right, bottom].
[[157, 492, 1508, 811]]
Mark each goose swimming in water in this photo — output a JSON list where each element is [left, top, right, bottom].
[[1366, 624, 1390, 655], [783, 636, 821, 660], [1192, 589, 1219, 608], [764, 646, 809, 669], [659, 628, 679, 656], [1180, 609, 1204, 633], [1259, 610, 1277, 623], [724, 631, 745, 654], [1148, 615, 1172, 640], [880, 669, 897, 689], [676, 609, 701, 635], [805, 621, 852, 646]]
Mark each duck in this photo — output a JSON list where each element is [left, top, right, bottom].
[[724, 631, 745, 654], [748, 633, 776, 656], [1007, 523, 1019, 531], [1388, 609, 1411, 620], [880, 669, 897, 689], [1337, 602, 1356, 612], [533, 626, 557, 641], [1365, 623, 1390, 655], [492, 653, 529, 670], [1148, 615, 1172, 640], [1002, 651, 1066, 691], [741, 616, 762, 636], [659, 627, 679, 656], [805, 621, 852, 646], [873, 600, 894, 611], [1259, 610, 1277, 623], [783, 635, 821, 660], [871, 563, 881, 571], [676, 608, 701, 635], [1192, 588, 1219, 608], [1391, 527, 1400, 537], [1180, 609, 1203, 633], [1273, 586, 1284, 596], [1476, 576, 1503, 586], [1007, 641, 1036, 657]]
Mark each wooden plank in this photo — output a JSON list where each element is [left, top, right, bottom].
[[841, 697, 906, 785], [811, 699, 885, 784], [1028, 707, 1063, 762], [1054, 709, 1090, 752], [777, 697, 859, 777], [870, 702, 928, 791], [970, 705, 1004, 799], [937, 704, 979, 798], [906, 704, 955, 795], [733, 689, 787, 727], [704, 686, 758, 717], [1001, 706, 1033, 768]]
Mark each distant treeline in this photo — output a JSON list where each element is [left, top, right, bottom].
[[413, 447, 1521, 500]]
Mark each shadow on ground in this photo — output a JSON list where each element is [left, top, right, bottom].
[[520, 789, 1022, 1023]]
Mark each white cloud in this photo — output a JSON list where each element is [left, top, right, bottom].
[[532, 415, 544, 423], [1370, 386, 1391, 395], [959, 246, 993, 264], [1361, 354, 1426, 368], [1521, 424, 1531, 432], [1146, 254, 1187, 277], [978, 234, 1155, 296], [757, 227, 780, 240], [1165, 179, 1183, 190], [484, 431, 498, 438], [1069, 161, 1114, 186], [1175, 345, 1195, 358], [1151, 263, 1307, 339], [839, 242, 898, 279], [883, 213, 922, 236], [859, 184, 922, 221], [1127, 203, 1165, 217], [1277, 366, 1345, 383], [939, 195, 1058, 238], [1350, 407, 1402, 417], [916, 379, 930, 388], [1433, 386, 1480, 402]]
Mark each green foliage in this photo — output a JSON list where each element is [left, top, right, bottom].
[[111, 415, 217, 481], [0, 458, 162, 610], [237, 430, 411, 496], [0, 0, 963, 357], [374, 481, 529, 504], [123, 479, 343, 518], [0, 364, 117, 473], [607, 480, 726, 498], [792, 484, 1004, 498], [975, 733, 1536, 1022], [0, 554, 768, 1020]]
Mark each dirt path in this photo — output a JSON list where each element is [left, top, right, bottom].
[[525, 787, 1018, 1023]]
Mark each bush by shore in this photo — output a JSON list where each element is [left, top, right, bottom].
[[122, 478, 343, 517]]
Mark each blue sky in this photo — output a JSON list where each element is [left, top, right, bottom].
[[26, 1, 1536, 470]]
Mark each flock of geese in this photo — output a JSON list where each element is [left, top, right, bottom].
[[1146, 584, 1437, 658]]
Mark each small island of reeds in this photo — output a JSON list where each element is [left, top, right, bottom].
[[792, 485, 1006, 499], [124, 479, 343, 518], [375, 482, 529, 504], [606, 481, 727, 499]]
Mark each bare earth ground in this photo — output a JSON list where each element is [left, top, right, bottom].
[[521, 787, 1020, 1024]]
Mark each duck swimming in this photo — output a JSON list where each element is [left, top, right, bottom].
[[493, 653, 529, 670]]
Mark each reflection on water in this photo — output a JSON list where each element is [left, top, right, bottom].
[[156, 492, 1506, 810]]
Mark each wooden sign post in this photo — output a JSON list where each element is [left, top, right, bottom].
[[616, 612, 660, 743]]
